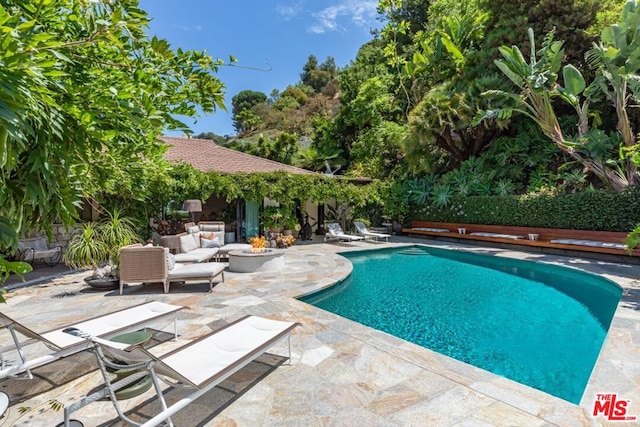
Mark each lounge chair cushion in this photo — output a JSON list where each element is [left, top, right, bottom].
[[469, 232, 524, 240], [550, 239, 626, 250]]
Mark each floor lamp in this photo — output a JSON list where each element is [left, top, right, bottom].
[[182, 199, 202, 223]]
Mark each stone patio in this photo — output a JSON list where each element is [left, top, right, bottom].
[[1, 236, 639, 426]]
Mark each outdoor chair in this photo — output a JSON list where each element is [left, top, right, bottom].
[[0, 301, 184, 417], [354, 221, 391, 242], [60, 315, 301, 427], [17, 237, 62, 267], [324, 223, 364, 242], [119, 244, 225, 294]]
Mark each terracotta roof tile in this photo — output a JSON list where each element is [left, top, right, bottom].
[[160, 136, 316, 175]]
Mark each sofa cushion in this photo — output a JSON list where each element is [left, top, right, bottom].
[[201, 237, 221, 248], [168, 261, 225, 280], [199, 223, 224, 232], [186, 225, 200, 235], [173, 247, 219, 263], [179, 234, 199, 253]]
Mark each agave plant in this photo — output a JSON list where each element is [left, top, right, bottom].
[[431, 183, 454, 207], [406, 176, 436, 205], [493, 179, 517, 197]]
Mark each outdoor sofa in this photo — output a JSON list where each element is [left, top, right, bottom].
[[182, 221, 251, 260]]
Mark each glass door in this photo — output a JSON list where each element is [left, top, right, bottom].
[[244, 200, 260, 239]]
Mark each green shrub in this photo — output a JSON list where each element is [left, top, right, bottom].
[[416, 188, 640, 232]]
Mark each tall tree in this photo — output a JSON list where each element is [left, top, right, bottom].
[[231, 90, 267, 133], [300, 55, 338, 93]]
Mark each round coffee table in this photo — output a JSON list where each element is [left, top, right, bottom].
[[228, 249, 285, 273]]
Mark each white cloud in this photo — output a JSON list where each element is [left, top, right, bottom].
[[309, 0, 377, 34], [276, 2, 303, 20], [172, 24, 204, 32]]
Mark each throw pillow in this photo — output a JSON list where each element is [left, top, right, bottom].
[[201, 237, 221, 248], [213, 230, 225, 246], [167, 253, 176, 270], [187, 225, 200, 235], [179, 233, 198, 253], [200, 232, 215, 241]]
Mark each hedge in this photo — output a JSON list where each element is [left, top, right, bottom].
[[416, 188, 640, 232]]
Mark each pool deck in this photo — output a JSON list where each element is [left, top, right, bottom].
[[1, 236, 639, 426]]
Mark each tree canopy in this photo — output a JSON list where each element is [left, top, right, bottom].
[[0, 0, 225, 250]]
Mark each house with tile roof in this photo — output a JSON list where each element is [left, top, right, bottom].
[[159, 136, 324, 241], [160, 136, 316, 175]]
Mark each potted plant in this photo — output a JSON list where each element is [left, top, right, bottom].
[[64, 209, 140, 289], [262, 206, 283, 235], [281, 212, 298, 236]]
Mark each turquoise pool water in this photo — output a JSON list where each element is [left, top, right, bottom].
[[299, 246, 622, 403]]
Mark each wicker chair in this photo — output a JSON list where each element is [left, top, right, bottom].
[[118, 244, 225, 294]]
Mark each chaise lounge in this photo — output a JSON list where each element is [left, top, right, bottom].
[[325, 223, 364, 242], [354, 221, 391, 242], [0, 301, 184, 416], [119, 244, 226, 294], [61, 315, 301, 427]]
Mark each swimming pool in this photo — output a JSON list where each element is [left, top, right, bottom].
[[299, 246, 622, 403]]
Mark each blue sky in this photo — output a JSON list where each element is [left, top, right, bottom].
[[138, 0, 381, 136]]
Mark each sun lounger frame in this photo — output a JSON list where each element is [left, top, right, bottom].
[[0, 301, 183, 380], [61, 315, 300, 427]]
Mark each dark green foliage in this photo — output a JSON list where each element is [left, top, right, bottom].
[[194, 132, 231, 144], [479, 0, 601, 68], [417, 188, 640, 231], [300, 55, 338, 93], [0, 0, 225, 252], [231, 90, 268, 133]]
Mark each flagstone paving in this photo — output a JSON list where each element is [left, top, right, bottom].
[[1, 237, 639, 426]]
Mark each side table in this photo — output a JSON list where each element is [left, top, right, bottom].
[[109, 330, 153, 400]]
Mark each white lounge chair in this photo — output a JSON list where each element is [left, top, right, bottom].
[[324, 223, 364, 242], [61, 315, 301, 427], [0, 301, 184, 417], [354, 222, 391, 242], [0, 301, 183, 380]]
